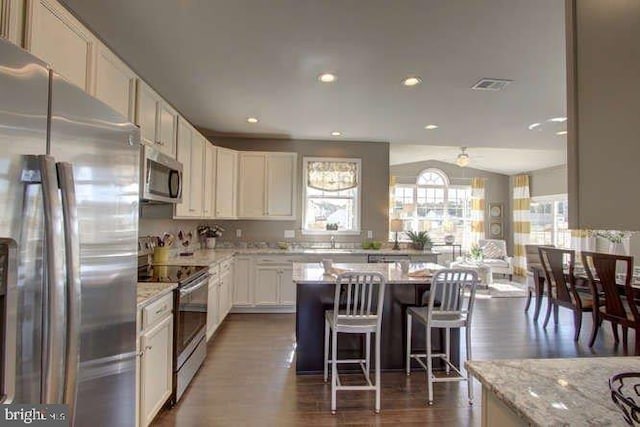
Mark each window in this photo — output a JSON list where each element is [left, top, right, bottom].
[[529, 195, 569, 247], [390, 169, 472, 247], [302, 157, 361, 234]]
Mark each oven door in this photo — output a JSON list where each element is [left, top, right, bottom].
[[175, 277, 208, 365], [141, 145, 183, 203]]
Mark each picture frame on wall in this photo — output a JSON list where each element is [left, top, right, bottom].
[[489, 221, 503, 238], [489, 202, 503, 219]]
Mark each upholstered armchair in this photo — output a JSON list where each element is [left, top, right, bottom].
[[478, 239, 513, 280]]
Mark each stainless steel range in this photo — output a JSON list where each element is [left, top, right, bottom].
[[138, 246, 209, 404]]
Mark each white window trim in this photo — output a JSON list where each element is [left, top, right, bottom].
[[301, 157, 362, 235], [530, 194, 569, 247]]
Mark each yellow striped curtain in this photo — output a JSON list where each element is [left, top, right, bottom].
[[471, 178, 485, 244], [513, 174, 530, 276]]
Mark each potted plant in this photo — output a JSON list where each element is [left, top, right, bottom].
[[197, 224, 224, 249], [469, 244, 483, 262], [405, 230, 433, 251]]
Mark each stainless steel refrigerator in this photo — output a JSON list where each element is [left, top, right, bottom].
[[0, 39, 139, 426]]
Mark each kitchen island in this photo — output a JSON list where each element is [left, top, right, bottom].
[[293, 262, 458, 374], [466, 357, 639, 426]]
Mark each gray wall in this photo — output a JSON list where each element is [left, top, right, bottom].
[[529, 164, 567, 197], [390, 160, 511, 252], [140, 135, 390, 245]]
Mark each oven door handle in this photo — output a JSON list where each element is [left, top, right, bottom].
[[179, 275, 211, 297]]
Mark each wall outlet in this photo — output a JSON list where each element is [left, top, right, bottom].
[[236, 229, 242, 238], [367, 230, 373, 239], [284, 230, 295, 239]]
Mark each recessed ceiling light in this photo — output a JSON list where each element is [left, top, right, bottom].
[[556, 130, 567, 136], [401, 76, 422, 87], [331, 131, 342, 136], [549, 117, 567, 123], [246, 117, 259, 124], [318, 73, 337, 83], [528, 123, 541, 130], [424, 124, 439, 130]]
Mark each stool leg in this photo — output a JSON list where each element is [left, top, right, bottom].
[[406, 313, 412, 376], [426, 326, 433, 405], [366, 332, 371, 375], [445, 328, 450, 375], [324, 319, 329, 383], [375, 331, 381, 413], [331, 328, 337, 414], [466, 326, 473, 405]]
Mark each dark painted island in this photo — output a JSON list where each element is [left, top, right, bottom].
[[293, 262, 460, 374]]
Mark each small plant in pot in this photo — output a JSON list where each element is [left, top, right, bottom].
[[405, 230, 433, 251], [197, 224, 224, 249]]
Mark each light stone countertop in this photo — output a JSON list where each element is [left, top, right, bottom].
[[466, 357, 639, 426], [137, 282, 178, 308], [159, 247, 440, 267], [292, 262, 444, 284]]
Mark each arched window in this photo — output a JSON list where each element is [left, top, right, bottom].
[[390, 168, 472, 247]]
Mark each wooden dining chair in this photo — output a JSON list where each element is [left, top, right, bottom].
[[581, 252, 640, 353], [539, 247, 598, 341], [524, 244, 554, 321]]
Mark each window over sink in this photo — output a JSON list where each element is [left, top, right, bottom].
[[302, 157, 361, 234]]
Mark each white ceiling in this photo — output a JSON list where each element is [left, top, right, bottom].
[[390, 145, 566, 175], [61, 0, 567, 169]]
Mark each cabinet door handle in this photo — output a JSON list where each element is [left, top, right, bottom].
[[145, 345, 153, 351], [137, 351, 144, 358], [155, 305, 167, 314]]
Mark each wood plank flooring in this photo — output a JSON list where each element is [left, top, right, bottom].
[[153, 297, 631, 426]]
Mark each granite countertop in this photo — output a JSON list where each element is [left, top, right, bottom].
[[466, 357, 640, 426], [137, 282, 178, 308], [160, 247, 440, 267], [292, 262, 444, 284]]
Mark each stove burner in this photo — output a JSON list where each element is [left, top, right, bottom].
[[137, 264, 207, 285]]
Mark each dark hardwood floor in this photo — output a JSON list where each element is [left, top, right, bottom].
[[153, 296, 631, 426]]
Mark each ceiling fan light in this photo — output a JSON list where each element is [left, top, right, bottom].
[[456, 153, 470, 167]]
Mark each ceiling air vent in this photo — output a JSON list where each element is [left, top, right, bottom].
[[471, 78, 512, 91]]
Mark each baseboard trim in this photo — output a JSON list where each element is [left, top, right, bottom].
[[231, 306, 296, 314]]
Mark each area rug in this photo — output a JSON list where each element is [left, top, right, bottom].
[[486, 280, 528, 298]]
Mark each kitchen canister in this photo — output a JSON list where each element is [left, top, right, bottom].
[[153, 246, 170, 264]]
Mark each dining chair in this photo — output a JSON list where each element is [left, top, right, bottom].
[[524, 244, 554, 321], [324, 271, 386, 414], [405, 269, 478, 405], [581, 252, 640, 353], [539, 247, 598, 341]]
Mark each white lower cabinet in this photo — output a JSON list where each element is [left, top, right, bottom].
[[254, 266, 280, 306], [233, 257, 253, 307], [279, 266, 296, 305], [138, 293, 173, 427], [205, 258, 233, 341]]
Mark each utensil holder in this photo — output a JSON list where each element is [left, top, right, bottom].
[[153, 247, 170, 264]]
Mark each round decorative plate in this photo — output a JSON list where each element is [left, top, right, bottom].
[[490, 223, 502, 236], [490, 205, 502, 218]]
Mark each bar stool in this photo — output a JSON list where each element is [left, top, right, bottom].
[[324, 271, 386, 414], [405, 269, 478, 405]]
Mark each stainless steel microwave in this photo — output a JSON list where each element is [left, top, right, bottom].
[[141, 144, 183, 203]]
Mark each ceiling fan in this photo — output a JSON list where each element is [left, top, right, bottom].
[[456, 147, 470, 167]]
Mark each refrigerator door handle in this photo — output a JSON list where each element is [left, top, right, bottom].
[[57, 162, 81, 423], [38, 155, 66, 404]]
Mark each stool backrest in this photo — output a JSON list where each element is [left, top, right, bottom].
[[334, 272, 386, 326], [427, 269, 478, 324]]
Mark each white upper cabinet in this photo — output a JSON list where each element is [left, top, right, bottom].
[[175, 118, 195, 218], [266, 153, 297, 219], [237, 152, 297, 220], [1, 0, 25, 44], [26, 0, 96, 92], [94, 43, 136, 120], [158, 102, 177, 158], [203, 141, 217, 218], [215, 147, 238, 219], [135, 79, 160, 146], [175, 122, 211, 219], [238, 152, 267, 218]]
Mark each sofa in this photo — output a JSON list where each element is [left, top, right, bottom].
[[478, 239, 513, 280]]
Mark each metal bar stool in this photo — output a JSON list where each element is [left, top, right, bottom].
[[405, 269, 478, 405], [324, 271, 386, 414]]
